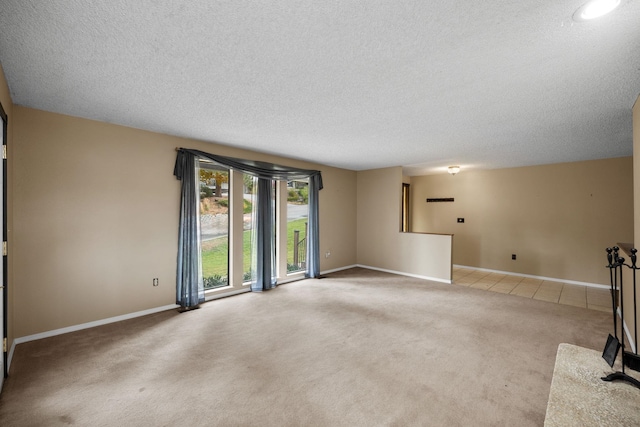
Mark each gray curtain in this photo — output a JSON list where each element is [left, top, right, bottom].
[[306, 174, 321, 278], [177, 149, 323, 185], [174, 148, 323, 296], [252, 178, 277, 291], [173, 154, 205, 308]]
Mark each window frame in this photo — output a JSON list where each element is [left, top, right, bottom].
[[198, 161, 232, 293]]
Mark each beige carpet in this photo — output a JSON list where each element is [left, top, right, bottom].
[[0, 267, 612, 426], [545, 343, 640, 426]]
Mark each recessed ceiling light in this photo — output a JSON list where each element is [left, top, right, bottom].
[[573, 0, 621, 22]]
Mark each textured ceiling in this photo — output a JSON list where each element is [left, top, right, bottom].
[[0, 1, 639, 175]]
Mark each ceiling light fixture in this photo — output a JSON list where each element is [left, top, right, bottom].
[[573, 0, 621, 21], [448, 166, 460, 176]]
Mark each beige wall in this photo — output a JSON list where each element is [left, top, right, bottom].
[[0, 64, 14, 354], [6, 88, 637, 343], [12, 107, 357, 337], [410, 157, 634, 285], [357, 167, 452, 282]]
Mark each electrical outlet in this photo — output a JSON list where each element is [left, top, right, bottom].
[[325, 250, 331, 258], [153, 278, 159, 286], [511, 254, 516, 260]]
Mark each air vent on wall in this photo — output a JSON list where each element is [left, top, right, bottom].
[[426, 198, 454, 202]]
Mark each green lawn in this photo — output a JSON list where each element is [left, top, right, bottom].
[[201, 217, 308, 278]]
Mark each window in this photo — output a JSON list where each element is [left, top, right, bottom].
[[242, 174, 256, 283], [244, 175, 276, 285], [286, 179, 309, 274], [175, 148, 321, 306], [199, 162, 230, 290], [198, 167, 282, 291]]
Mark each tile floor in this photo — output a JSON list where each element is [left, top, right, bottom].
[[452, 266, 612, 312]]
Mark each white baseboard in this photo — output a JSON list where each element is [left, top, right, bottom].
[[9, 303, 180, 371], [5, 264, 614, 374], [321, 264, 359, 275], [618, 307, 636, 354], [453, 264, 609, 289], [356, 264, 452, 284], [7, 340, 16, 374], [7, 268, 358, 371]]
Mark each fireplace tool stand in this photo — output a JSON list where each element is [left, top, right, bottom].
[[601, 246, 640, 389]]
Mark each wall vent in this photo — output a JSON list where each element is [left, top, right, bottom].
[[426, 198, 454, 203]]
